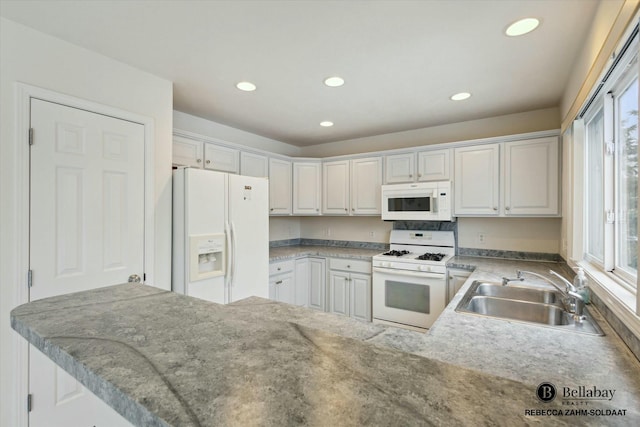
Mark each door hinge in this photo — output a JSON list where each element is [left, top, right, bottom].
[[27, 270, 33, 288], [27, 394, 32, 412], [606, 210, 615, 224], [29, 128, 34, 146]]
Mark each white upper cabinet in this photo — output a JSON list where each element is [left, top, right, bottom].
[[269, 158, 292, 215], [384, 153, 415, 183], [504, 137, 559, 216], [351, 157, 382, 215], [323, 160, 350, 214], [173, 136, 203, 168], [417, 148, 450, 181], [454, 144, 501, 216], [241, 151, 268, 177], [293, 162, 321, 215], [204, 144, 239, 173], [454, 137, 560, 217]]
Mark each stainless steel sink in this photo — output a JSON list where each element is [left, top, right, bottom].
[[473, 282, 563, 307], [455, 280, 604, 335]]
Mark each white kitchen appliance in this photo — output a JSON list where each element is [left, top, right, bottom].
[[381, 181, 452, 221], [172, 167, 269, 304], [372, 230, 455, 331]]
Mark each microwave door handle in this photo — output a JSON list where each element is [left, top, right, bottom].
[[431, 189, 439, 213]]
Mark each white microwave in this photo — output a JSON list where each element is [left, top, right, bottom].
[[381, 181, 452, 221]]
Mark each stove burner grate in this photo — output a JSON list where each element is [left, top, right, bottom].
[[382, 250, 410, 257], [416, 252, 446, 261]]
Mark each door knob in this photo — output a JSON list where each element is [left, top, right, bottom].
[[128, 274, 141, 283]]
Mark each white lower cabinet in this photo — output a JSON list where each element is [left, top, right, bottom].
[[328, 258, 372, 321], [269, 260, 295, 304], [307, 257, 327, 311], [446, 268, 472, 304]]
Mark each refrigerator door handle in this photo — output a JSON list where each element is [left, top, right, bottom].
[[225, 221, 232, 288], [230, 221, 238, 288]]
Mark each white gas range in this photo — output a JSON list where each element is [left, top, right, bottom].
[[372, 230, 455, 332]]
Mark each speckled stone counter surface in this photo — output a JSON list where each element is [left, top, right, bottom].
[[269, 245, 381, 262], [13, 283, 631, 427], [368, 256, 640, 418]]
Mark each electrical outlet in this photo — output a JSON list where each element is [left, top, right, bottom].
[[287, 226, 292, 237], [369, 231, 376, 238], [477, 232, 486, 245], [326, 228, 331, 237]]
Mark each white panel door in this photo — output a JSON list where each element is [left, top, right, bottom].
[[241, 151, 268, 177], [29, 99, 141, 426], [350, 273, 371, 321], [204, 143, 239, 173], [294, 258, 309, 306], [454, 144, 501, 216], [351, 157, 382, 215], [307, 257, 326, 311], [293, 162, 322, 215], [417, 148, 450, 181], [322, 160, 350, 214], [172, 135, 203, 167], [269, 158, 292, 214], [504, 137, 559, 215], [384, 153, 415, 183], [329, 271, 350, 316]]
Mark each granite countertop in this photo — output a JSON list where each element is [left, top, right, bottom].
[[269, 245, 381, 262], [10, 256, 640, 426]]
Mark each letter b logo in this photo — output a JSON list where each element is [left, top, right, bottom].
[[536, 382, 557, 403]]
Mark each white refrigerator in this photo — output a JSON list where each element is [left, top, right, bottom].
[[172, 167, 269, 304]]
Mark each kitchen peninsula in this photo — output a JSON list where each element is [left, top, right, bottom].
[[11, 257, 640, 426]]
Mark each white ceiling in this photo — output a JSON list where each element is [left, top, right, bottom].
[[0, 0, 599, 146]]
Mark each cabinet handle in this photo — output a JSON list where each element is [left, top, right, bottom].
[[270, 208, 274, 211], [316, 208, 319, 212], [409, 174, 413, 178], [275, 280, 283, 285], [196, 159, 202, 163], [347, 265, 351, 268], [493, 207, 498, 211], [418, 173, 422, 177], [505, 207, 510, 211], [351, 208, 355, 211], [206, 160, 211, 164], [344, 208, 348, 211], [277, 267, 281, 271]]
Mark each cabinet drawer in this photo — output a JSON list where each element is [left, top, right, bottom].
[[329, 258, 371, 274], [269, 260, 295, 276]]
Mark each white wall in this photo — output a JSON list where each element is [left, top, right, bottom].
[[300, 107, 560, 157], [457, 218, 562, 253], [300, 217, 393, 243], [269, 217, 301, 241], [174, 110, 301, 157], [0, 18, 173, 426]]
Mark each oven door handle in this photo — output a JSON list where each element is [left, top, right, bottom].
[[373, 267, 444, 280]]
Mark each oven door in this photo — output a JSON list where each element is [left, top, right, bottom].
[[372, 267, 446, 330]]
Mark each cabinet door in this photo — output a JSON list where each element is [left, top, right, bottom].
[[241, 152, 268, 177], [294, 258, 309, 307], [417, 148, 450, 181], [204, 144, 239, 173], [384, 153, 415, 183], [504, 137, 559, 216], [446, 268, 472, 304], [351, 157, 382, 215], [269, 158, 292, 215], [293, 162, 321, 215], [329, 271, 350, 316], [322, 160, 350, 215], [308, 257, 326, 311], [349, 273, 371, 321], [454, 144, 500, 216], [270, 273, 295, 304], [173, 136, 203, 168]]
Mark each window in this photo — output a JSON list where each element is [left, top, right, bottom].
[[581, 47, 638, 291]]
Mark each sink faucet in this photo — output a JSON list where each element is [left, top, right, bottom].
[[506, 269, 585, 321]]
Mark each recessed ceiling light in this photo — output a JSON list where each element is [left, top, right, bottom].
[[236, 81, 257, 91], [324, 77, 345, 87], [505, 18, 540, 37], [450, 92, 471, 101], [320, 121, 334, 127]]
